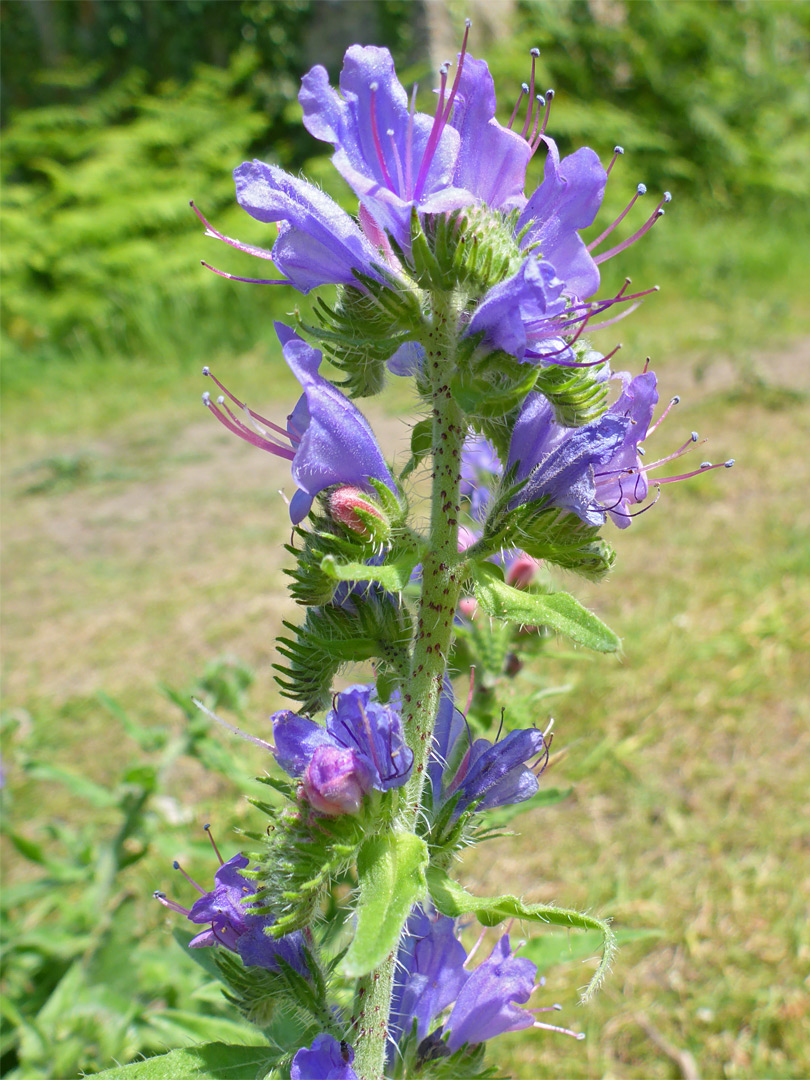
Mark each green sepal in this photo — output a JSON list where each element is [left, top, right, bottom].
[[252, 804, 371, 937], [426, 867, 616, 1002], [274, 590, 413, 714], [407, 206, 523, 297], [534, 355, 610, 428], [320, 551, 420, 592], [450, 359, 538, 421], [343, 831, 429, 978], [470, 562, 621, 653]]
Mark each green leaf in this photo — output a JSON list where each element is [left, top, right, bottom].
[[426, 867, 616, 1002], [90, 1043, 276, 1080], [470, 563, 620, 653], [521, 927, 662, 970], [320, 552, 419, 592], [22, 760, 119, 807], [343, 831, 429, 978]]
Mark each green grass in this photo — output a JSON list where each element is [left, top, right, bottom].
[[2, 205, 809, 1078]]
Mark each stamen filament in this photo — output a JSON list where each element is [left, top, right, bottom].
[[588, 184, 647, 252], [202, 393, 296, 461], [173, 860, 207, 895], [368, 84, 396, 192], [520, 48, 540, 139], [200, 260, 289, 285], [202, 367, 291, 438], [508, 83, 529, 129], [441, 18, 472, 126], [204, 824, 225, 866], [594, 193, 671, 265], [413, 64, 449, 202], [606, 145, 624, 176], [153, 891, 192, 917]]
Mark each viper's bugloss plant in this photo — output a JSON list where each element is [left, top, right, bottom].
[[139, 23, 732, 1080]]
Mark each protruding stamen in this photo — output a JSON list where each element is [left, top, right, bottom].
[[508, 83, 529, 129], [405, 84, 417, 195], [527, 95, 545, 147], [655, 460, 734, 484], [204, 823, 225, 866], [192, 697, 276, 752], [412, 63, 450, 202], [588, 184, 648, 253], [520, 48, 540, 139], [202, 394, 296, 460], [153, 891, 192, 917], [368, 83, 396, 192], [200, 260, 288, 285], [534, 1021, 585, 1039], [606, 145, 624, 175], [173, 860, 207, 895], [441, 19, 472, 126], [594, 192, 672, 265], [464, 927, 489, 968], [202, 367, 291, 439], [647, 394, 680, 436], [387, 129, 406, 197]]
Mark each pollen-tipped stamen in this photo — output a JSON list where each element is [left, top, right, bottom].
[[588, 184, 647, 252], [520, 48, 541, 139], [368, 83, 396, 193], [594, 192, 672, 265], [202, 367, 292, 440], [173, 860, 207, 895], [204, 824, 225, 866], [508, 83, 529, 129], [200, 259, 289, 285], [647, 394, 680, 436], [606, 145, 624, 176], [202, 392, 296, 460], [154, 890, 192, 917]]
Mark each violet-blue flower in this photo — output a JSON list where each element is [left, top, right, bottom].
[[300, 45, 472, 249], [460, 433, 502, 522], [202, 324, 395, 525], [291, 1034, 358, 1080], [192, 165, 382, 293], [507, 390, 629, 527], [154, 837, 308, 975], [467, 257, 568, 361], [389, 905, 469, 1048], [273, 684, 413, 804], [444, 933, 537, 1050]]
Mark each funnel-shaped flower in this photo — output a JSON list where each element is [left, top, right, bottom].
[[291, 1034, 358, 1080], [300, 45, 473, 249], [273, 684, 413, 807], [202, 325, 395, 525], [154, 846, 308, 974]]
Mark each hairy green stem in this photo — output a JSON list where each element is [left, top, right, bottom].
[[352, 293, 465, 1080]]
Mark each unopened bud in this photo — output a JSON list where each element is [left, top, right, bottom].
[[328, 486, 389, 538], [505, 554, 543, 590], [302, 744, 374, 816], [457, 597, 479, 621]]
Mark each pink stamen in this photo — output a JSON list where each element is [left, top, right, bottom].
[[534, 1020, 585, 1040], [387, 129, 407, 197], [508, 83, 529, 130], [202, 393, 296, 460], [593, 192, 672, 265], [527, 95, 545, 148], [412, 63, 449, 202], [520, 48, 540, 139], [405, 84, 418, 196], [606, 145, 624, 176], [530, 89, 555, 152], [464, 927, 488, 968], [588, 184, 647, 252], [441, 18, 472, 126], [204, 824, 225, 866], [647, 394, 680, 436], [202, 367, 291, 439], [200, 260, 289, 285], [654, 460, 734, 484], [173, 860, 207, 895], [639, 432, 703, 473], [368, 84, 396, 192], [153, 891, 191, 917], [217, 396, 296, 456]]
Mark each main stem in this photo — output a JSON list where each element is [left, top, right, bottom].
[[352, 293, 465, 1080]]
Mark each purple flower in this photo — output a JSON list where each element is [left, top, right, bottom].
[[444, 934, 537, 1050], [273, 684, 413, 804], [460, 433, 501, 522], [467, 257, 568, 361], [154, 838, 308, 975], [291, 1034, 358, 1080], [202, 325, 395, 525], [594, 370, 658, 527], [299, 45, 473, 249], [192, 165, 382, 293], [517, 136, 607, 302], [429, 688, 548, 818], [389, 906, 469, 1048], [507, 390, 629, 526]]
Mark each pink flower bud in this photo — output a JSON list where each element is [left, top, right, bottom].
[[457, 526, 479, 552], [505, 554, 542, 590], [328, 486, 387, 536], [457, 597, 479, 621], [302, 744, 373, 816]]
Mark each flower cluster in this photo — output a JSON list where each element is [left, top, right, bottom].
[[154, 828, 308, 975]]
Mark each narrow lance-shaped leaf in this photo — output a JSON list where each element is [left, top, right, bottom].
[[426, 867, 616, 1002], [343, 831, 428, 979], [320, 551, 420, 591], [470, 562, 621, 653]]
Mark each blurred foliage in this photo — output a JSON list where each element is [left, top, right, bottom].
[[1, 0, 808, 364], [499, 0, 810, 204], [0, 658, 268, 1079]]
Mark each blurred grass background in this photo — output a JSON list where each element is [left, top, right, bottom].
[[1, 1, 809, 1078]]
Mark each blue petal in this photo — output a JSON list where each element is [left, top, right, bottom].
[[468, 258, 567, 360]]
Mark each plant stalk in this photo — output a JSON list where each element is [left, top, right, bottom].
[[352, 292, 465, 1080]]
